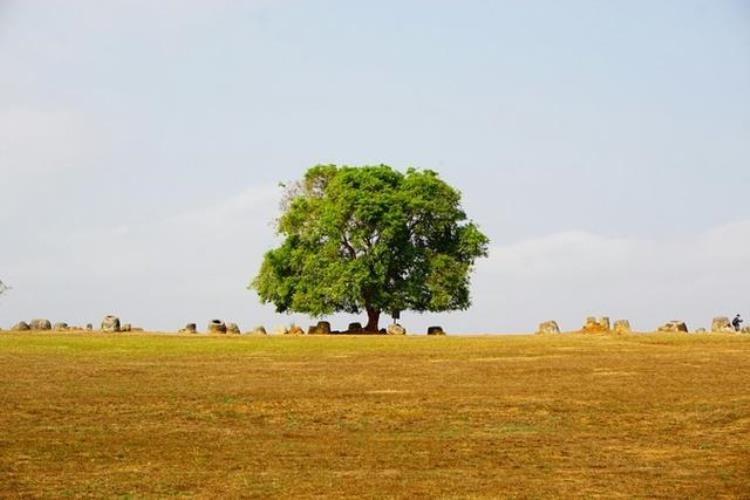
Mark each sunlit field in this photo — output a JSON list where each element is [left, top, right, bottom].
[[1, 332, 749, 497]]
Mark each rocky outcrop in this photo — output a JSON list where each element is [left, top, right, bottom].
[[226, 323, 241, 335], [30, 319, 52, 331], [347, 322, 364, 334], [657, 320, 688, 333], [101, 315, 121, 332], [12, 321, 30, 331], [537, 321, 560, 335], [208, 320, 227, 334], [247, 326, 267, 335], [711, 317, 734, 333], [121, 323, 132, 332], [427, 326, 446, 336], [613, 320, 631, 334], [53, 322, 69, 331], [387, 323, 406, 335]]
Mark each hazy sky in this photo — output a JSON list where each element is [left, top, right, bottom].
[[2, 0, 749, 333]]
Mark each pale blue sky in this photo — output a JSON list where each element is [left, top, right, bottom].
[[2, 1, 749, 333]]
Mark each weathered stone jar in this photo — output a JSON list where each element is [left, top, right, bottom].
[[387, 323, 407, 335], [208, 320, 227, 334], [30, 319, 52, 331], [427, 326, 446, 336], [537, 321, 560, 335], [101, 315, 121, 332]]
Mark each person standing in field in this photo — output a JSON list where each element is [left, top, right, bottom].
[[732, 314, 743, 332]]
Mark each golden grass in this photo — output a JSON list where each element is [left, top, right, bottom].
[[1, 332, 749, 498]]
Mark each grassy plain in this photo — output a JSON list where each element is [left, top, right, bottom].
[[1, 332, 749, 498]]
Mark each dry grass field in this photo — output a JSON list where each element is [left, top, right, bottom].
[[1, 332, 749, 498]]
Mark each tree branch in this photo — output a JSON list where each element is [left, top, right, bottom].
[[341, 236, 356, 259]]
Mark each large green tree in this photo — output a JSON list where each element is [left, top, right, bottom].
[[251, 165, 489, 332]]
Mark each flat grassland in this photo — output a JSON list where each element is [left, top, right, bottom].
[[1, 332, 749, 498]]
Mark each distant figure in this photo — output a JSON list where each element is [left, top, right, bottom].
[[732, 314, 743, 332]]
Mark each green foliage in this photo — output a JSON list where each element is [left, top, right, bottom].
[[251, 165, 489, 329]]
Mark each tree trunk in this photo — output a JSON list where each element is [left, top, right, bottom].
[[365, 307, 381, 333]]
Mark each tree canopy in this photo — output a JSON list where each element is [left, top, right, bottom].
[[250, 165, 489, 332]]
